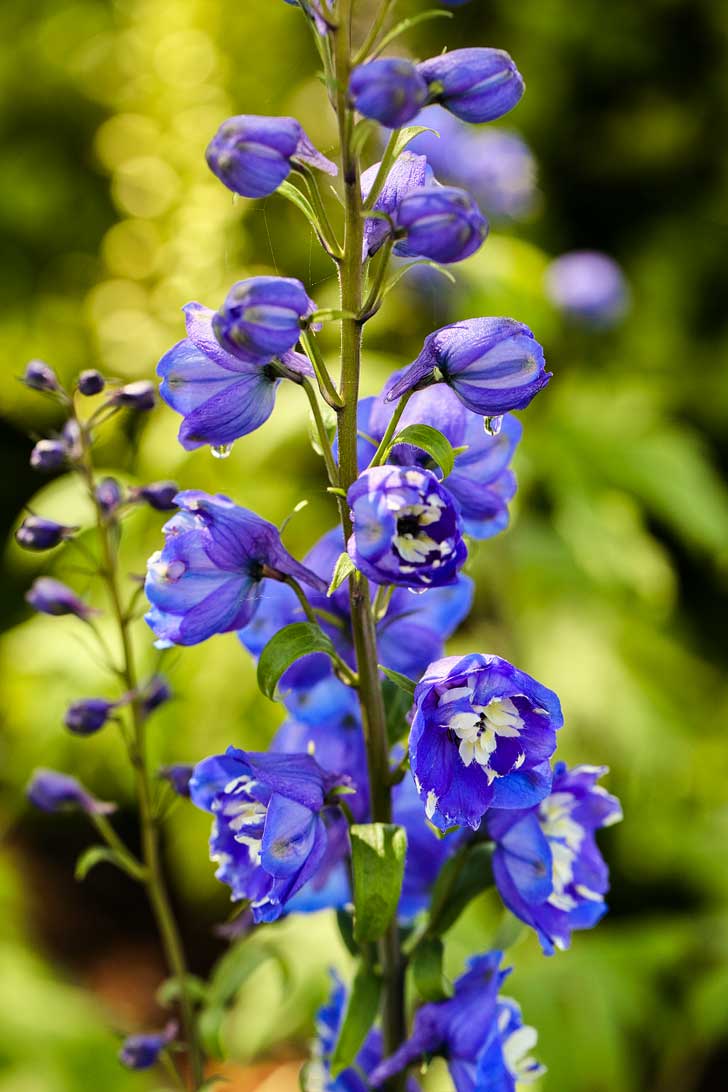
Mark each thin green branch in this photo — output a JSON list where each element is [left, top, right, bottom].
[[301, 331, 344, 410], [302, 376, 340, 484], [367, 390, 413, 468]]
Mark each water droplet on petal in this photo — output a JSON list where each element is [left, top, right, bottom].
[[211, 443, 233, 459], [483, 415, 503, 436]]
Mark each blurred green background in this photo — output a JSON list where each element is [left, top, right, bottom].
[[2, 0, 728, 1089]]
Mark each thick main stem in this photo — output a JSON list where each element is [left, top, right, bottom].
[[333, 3, 406, 1080], [76, 430, 203, 1088]]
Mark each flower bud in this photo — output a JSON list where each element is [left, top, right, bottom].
[[23, 360, 60, 392], [394, 185, 488, 264], [25, 577, 97, 620], [206, 114, 337, 199], [15, 516, 77, 551], [64, 698, 116, 735], [361, 151, 433, 257], [140, 674, 172, 715], [110, 380, 156, 411], [96, 477, 123, 515], [419, 47, 525, 124], [119, 1023, 177, 1070], [131, 481, 179, 511], [30, 439, 67, 472], [158, 763, 193, 797], [350, 59, 428, 129], [213, 276, 317, 362], [77, 369, 105, 395], [27, 768, 116, 815]]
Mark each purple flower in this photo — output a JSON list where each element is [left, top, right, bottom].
[[64, 698, 117, 735], [545, 250, 629, 327], [15, 516, 77, 551], [409, 653, 563, 831], [347, 465, 467, 589], [119, 1022, 177, 1070], [25, 578, 97, 621], [212, 276, 316, 363], [144, 490, 325, 646], [110, 380, 156, 411], [487, 763, 622, 954], [387, 318, 551, 417], [350, 59, 428, 129], [27, 769, 116, 815], [23, 360, 60, 392], [30, 439, 67, 472], [130, 481, 179, 511], [158, 764, 194, 797], [361, 151, 433, 258], [419, 48, 525, 124], [96, 477, 123, 515], [357, 381, 522, 539], [206, 114, 336, 199], [393, 185, 488, 264], [157, 302, 312, 450], [370, 951, 544, 1092], [77, 369, 105, 395], [239, 527, 473, 725], [189, 747, 346, 922]]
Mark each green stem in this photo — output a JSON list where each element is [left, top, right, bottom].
[[300, 168, 343, 258], [363, 127, 401, 211], [368, 390, 412, 468], [353, 0, 398, 64], [360, 237, 394, 320], [302, 377, 339, 483], [74, 416, 204, 1089], [333, 5, 406, 1085], [301, 332, 344, 410], [90, 813, 147, 882]]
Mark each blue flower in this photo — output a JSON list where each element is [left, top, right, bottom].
[[145, 490, 326, 647], [545, 250, 629, 327], [387, 318, 551, 418], [419, 48, 525, 124], [370, 951, 544, 1092], [393, 185, 488, 264], [139, 674, 172, 715], [409, 653, 563, 831], [64, 698, 117, 735], [109, 380, 156, 411], [487, 762, 622, 954], [350, 59, 428, 129], [130, 481, 179, 511], [239, 527, 474, 724], [206, 114, 336, 198], [25, 577, 97, 621], [212, 276, 316, 362], [347, 466, 467, 589], [157, 302, 313, 451], [357, 378, 522, 540], [96, 477, 123, 514], [119, 1022, 177, 1070], [158, 764, 194, 797], [15, 516, 77, 551], [23, 360, 60, 392], [27, 769, 116, 815], [77, 368, 105, 395], [189, 747, 346, 922], [361, 152, 433, 258], [30, 439, 68, 472]]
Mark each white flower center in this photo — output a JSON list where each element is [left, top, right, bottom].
[[390, 492, 450, 569], [538, 791, 584, 911], [214, 775, 266, 863], [500, 1012, 546, 1084], [443, 692, 524, 780]]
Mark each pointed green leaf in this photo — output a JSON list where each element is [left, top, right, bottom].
[[277, 179, 320, 228], [257, 622, 338, 700], [379, 665, 417, 698], [330, 963, 383, 1077], [411, 937, 453, 1002], [328, 552, 357, 596], [350, 823, 407, 943], [74, 845, 144, 883], [371, 10, 454, 59], [384, 259, 456, 294], [388, 424, 456, 479]]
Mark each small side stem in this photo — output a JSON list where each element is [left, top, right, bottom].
[[368, 391, 412, 467], [363, 128, 401, 211], [301, 332, 344, 410], [302, 377, 339, 484], [353, 0, 398, 64]]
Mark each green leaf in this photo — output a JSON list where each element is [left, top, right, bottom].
[[276, 179, 319, 227], [156, 974, 209, 1008], [388, 424, 456, 479], [197, 1005, 226, 1060], [208, 941, 272, 1008], [379, 665, 417, 698], [335, 910, 359, 958], [371, 10, 453, 58], [427, 843, 494, 937], [350, 823, 407, 943], [328, 552, 356, 596], [74, 845, 144, 883], [257, 622, 338, 700], [411, 937, 453, 1002], [384, 259, 456, 294], [330, 964, 382, 1077]]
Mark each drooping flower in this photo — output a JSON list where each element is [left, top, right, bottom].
[[419, 48, 525, 124], [350, 59, 429, 129], [96, 477, 123, 515], [212, 276, 317, 363], [139, 674, 172, 715], [189, 747, 346, 922], [158, 764, 194, 797], [77, 368, 105, 395], [357, 375, 522, 539], [29, 439, 68, 472], [64, 698, 117, 735], [145, 490, 326, 647], [361, 151, 433, 258], [393, 185, 488, 264], [545, 250, 629, 327], [23, 360, 60, 393], [487, 763, 622, 954], [157, 302, 312, 450], [206, 114, 336, 199], [386, 318, 551, 417], [27, 769, 116, 815], [370, 951, 544, 1092], [409, 653, 562, 831], [239, 527, 473, 726], [109, 380, 156, 411], [25, 577, 97, 621], [15, 516, 77, 551], [347, 465, 467, 589], [130, 480, 180, 511], [119, 1022, 177, 1070], [282, 0, 334, 36]]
